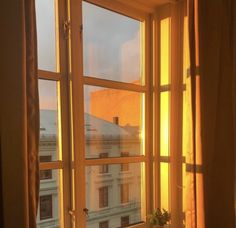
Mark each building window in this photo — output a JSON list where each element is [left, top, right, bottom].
[[99, 186, 109, 208], [39, 156, 52, 180], [120, 183, 129, 204], [121, 216, 129, 227], [99, 220, 109, 228], [99, 153, 109, 173], [40, 195, 53, 220], [120, 152, 129, 171]]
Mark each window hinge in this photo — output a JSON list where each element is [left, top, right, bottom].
[[83, 208, 89, 217], [63, 20, 71, 39], [68, 209, 75, 219]]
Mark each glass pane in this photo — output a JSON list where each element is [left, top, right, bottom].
[[160, 18, 170, 85], [160, 163, 169, 210], [85, 163, 144, 228], [84, 85, 144, 158], [83, 2, 142, 84], [36, 0, 58, 72], [37, 169, 62, 227], [160, 92, 170, 156], [39, 79, 60, 161]]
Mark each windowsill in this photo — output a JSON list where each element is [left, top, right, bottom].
[[97, 173, 112, 177], [37, 217, 58, 225], [119, 171, 132, 175]]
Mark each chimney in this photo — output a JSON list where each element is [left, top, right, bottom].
[[113, 116, 119, 125]]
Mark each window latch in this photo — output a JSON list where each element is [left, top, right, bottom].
[[83, 208, 89, 217], [68, 209, 75, 219]]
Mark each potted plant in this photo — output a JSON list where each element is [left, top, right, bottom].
[[147, 208, 171, 227]]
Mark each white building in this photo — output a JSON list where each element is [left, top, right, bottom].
[[37, 110, 142, 228]]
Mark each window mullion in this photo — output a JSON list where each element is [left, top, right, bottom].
[[169, 2, 185, 228], [69, 0, 86, 227], [57, 0, 74, 227], [84, 76, 147, 92]]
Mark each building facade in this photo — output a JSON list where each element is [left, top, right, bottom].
[[37, 110, 142, 228]]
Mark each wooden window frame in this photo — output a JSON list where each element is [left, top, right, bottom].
[[36, 0, 186, 227], [70, 0, 151, 227], [37, 0, 72, 227]]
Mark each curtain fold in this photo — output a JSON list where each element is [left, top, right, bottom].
[[0, 0, 39, 227], [188, 0, 236, 227]]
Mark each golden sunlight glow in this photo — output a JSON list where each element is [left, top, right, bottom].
[[161, 163, 169, 210], [160, 18, 170, 85], [160, 92, 170, 156]]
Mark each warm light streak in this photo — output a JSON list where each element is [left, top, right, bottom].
[[141, 94, 145, 156], [141, 162, 146, 221], [160, 92, 170, 156], [57, 81, 62, 161], [160, 18, 171, 85], [161, 163, 169, 210]]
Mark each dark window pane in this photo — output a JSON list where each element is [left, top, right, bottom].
[[99, 186, 108, 208], [40, 170, 52, 180], [40, 195, 53, 220], [99, 220, 109, 228], [121, 216, 130, 227]]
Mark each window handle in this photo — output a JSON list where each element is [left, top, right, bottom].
[[68, 209, 75, 221], [83, 208, 89, 217]]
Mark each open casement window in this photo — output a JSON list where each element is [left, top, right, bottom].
[[70, 1, 150, 227], [36, 0, 186, 227]]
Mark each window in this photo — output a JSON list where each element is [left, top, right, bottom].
[[121, 216, 130, 227], [99, 153, 109, 173], [36, 0, 185, 227], [40, 195, 53, 220], [99, 186, 109, 208], [120, 152, 129, 171], [99, 220, 109, 228], [120, 183, 129, 204], [39, 156, 52, 180]]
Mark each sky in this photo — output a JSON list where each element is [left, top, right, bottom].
[[36, 0, 141, 110]]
